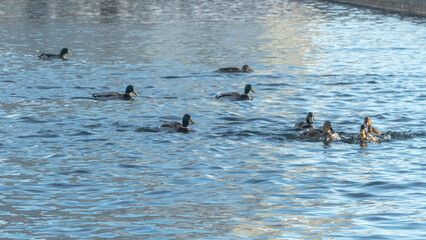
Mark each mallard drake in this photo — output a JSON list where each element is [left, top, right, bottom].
[[359, 124, 379, 143], [160, 114, 195, 133], [217, 65, 252, 73], [295, 112, 315, 129], [92, 85, 138, 100], [300, 121, 339, 141], [364, 117, 381, 135], [215, 84, 255, 101], [38, 48, 71, 60]]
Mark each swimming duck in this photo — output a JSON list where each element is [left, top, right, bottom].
[[160, 114, 195, 133], [215, 84, 255, 101], [359, 124, 379, 143], [38, 48, 71, 60], [300, 121, 339, 141], [217, 65, 252, 73], [92, 85, 138, 100], [295, 112, 315, 129], [364, 117, 381, 135]]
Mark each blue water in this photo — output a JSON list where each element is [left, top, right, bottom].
[[0, 0, 425, 239]]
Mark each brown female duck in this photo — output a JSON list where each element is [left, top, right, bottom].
[[301, 121, 339, 141]]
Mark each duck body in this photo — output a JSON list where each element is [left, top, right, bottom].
[[300, 121, 339, 142], [359, 124, 380, 143], [91, 92, 133, 100], [38, 48, 71, 60], [92, 85, 138, 101], [295, 112, 315, 130], [217, 65, 252, 73], [160, 114, 195, 133], [215, 84, 255, 101]]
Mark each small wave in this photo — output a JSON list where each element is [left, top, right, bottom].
[[136, 127, 160, 133], [69, 130, 94, 136], [161, 75, 191, 79], [19, 116, 47, 123]]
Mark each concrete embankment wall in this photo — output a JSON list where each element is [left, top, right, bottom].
[[330, 0, 426, 16]]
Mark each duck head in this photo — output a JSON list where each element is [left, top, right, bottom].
[[182, 114, 195, 128], [125, 85, 138, 96], [244, 84, 255, 95], [323, 121, 335, 134], [242, 65, 251, 72], [60, 48, 71, 59], [364, 116, 373, 129], [306, 112, 314, 124]]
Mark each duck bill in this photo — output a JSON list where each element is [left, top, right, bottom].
[[250, 88, 256, 93], [132, 90, 138, 96], [68, 51, 72, 55], [189, 118, 195, 124]]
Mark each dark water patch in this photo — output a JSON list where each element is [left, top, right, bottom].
[[77, 138, 109, 142], [362, 181, 388, 187], [324, 81, 353, 86], [46, 154, 67, 158], [19, 116, 48, 123], [244, 179, 269, 184], [1, 80, 15, 83], [209, 166, 224, 170], [364, 216, 390, 221], [136, 127, 160, 133], [145, 190, 172, 195], [118, 164, 148, 169], [345, 192, 374, 199], [23, 188, 46, 193], [48, 183, 87, 188], [69, 130, 94, 136], [18, 132, 60, 138], [83, 123, 103, 128], [161, 75, 192, 79], [57, 169, 91, 175], [35, 86, 62, 90]]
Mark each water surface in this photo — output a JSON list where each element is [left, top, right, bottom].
[[0, 0, 425, 239]]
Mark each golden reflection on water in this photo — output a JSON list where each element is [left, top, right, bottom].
[[231, 193, 354, 239], [257, 3, 323, 69]]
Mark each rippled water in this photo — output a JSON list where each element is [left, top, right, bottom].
[[1, 0, 425, 239]]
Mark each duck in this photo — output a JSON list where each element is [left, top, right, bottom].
[[359, 124, 379, 143], [160, 114, 195, 133], [38, 48, 71, 60], [217, 65, 252, 73], [364, 117, 381, 135], [215, 84, 255, 101], [294, 112, 315, 129], [92, 85, 138, 100], [300, 121, 339, 141]]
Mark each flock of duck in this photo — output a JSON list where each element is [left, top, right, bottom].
[[38, 48, 383, 144]]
